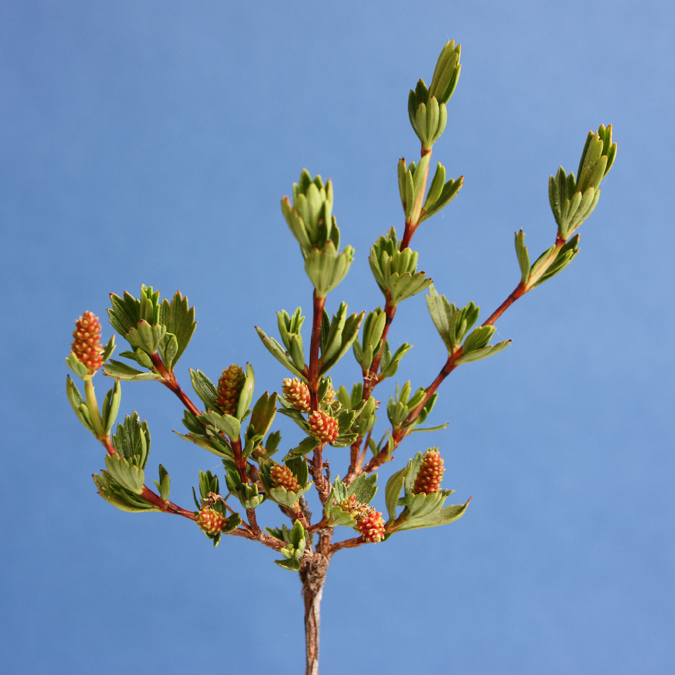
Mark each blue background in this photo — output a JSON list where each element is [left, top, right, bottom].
[[2, 1, 674, 673]]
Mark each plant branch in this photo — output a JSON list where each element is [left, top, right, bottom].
[[149, 352, 203, 417]]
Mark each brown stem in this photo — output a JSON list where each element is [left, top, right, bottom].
[[362, 297, 397, 400], [482, 281, 527, 327], [327, 535, 365, 554], [401, 146, 432, 249], [311, 444, 330, 504], [98, 434, 196, 518], [300, 554, 330, 675], [149, 352, 202, 417], [308, 291, 325, 409], [398, 354, 455, 436], [139, 486, 196, 518]]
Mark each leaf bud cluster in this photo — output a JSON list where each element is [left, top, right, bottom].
[[105, 285, 196, 380], [281, 170, 354, 297], [369, 228, 431, 305], [549, 124, 616, 240], [426, 286, 511, 364], [408, 41, 461, 150]]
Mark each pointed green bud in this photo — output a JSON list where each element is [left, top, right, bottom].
[[281, 170, 339, 256], [577, 124, 616, 193], [428, 40, 462, 105]]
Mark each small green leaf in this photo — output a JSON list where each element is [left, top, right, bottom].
[[385, 467, 408, 522], [158, 290, 196, 367], [395, 498, 470, 531], [236, 363, 255, 420], [94, 472, 158, 513], [111, 412, 151, 468], [454, 340, 511, 365], [154, 464, 171, 501], [304, 241, 355, 298], [190, 369, 217, 411], [348, 473, 378, 505], [283, 436, 320, 460], [249, 392, 277, 437], [202, 411, 241, 441], [255, 326, 306, 379], [66, 376, 95, 433], [125, 319, 166, 354], [65, 352, 90, 379], [514, 230, 530, 284], [104, 453, 145, 494], [102, 379, 122, 434], [104, 359, 161, 382]]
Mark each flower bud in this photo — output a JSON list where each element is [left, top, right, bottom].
[[340, 493, 368, 518], [196, 507, 227, 535], [271, 464, 300, 493], [355, 509, 385, 543], [71, 311, 104, 376], [282, 378, 311, 412], [320, 381, 336, 407], [413, 448, 444, 494], [216, 364, 245, 416], [307, 410, 339, 445]]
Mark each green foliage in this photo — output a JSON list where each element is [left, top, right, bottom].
[[65, 375, 94, 433], [256, 325, 307, 380], [369, 229, 432, 305], [272, 520, 309, 571], [421, 163, 463, 222], [281, 170, 355, 298], [549, 125, 616, 240], [65, 43, 615, 668], [107, 286, 196, 374], [407, 41, 460, 151], [319, 303, 364, 374], [387, 381, 438, 433], [324, 473, 379, 528], [425, 286, 511, 364], [111, 412, 150, 468]]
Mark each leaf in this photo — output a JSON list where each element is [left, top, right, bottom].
[[348, 473, 378, 505], [255, 326, 306, 379], [190, 369, 217, 411], [514, 230, 530, 284], [104, 453, 145, 494], [159, 333, 179, 372], [379, 342, 413, 380], [236, 363, 255, 420], [104, 359, 161, 382], [66, 376, 94, 433], [385, 467, 408, 522], [275, 558, 301, 571], [125, 319, 166, 354], [93, 473, 158, 513], [304, 241, 355, 298], [395, 498, 471, 531], [154, 464, 171, 501], [65, 352, 90, 379], [283, 436, 320, 460], [111, 412, 151, 468], [249, 392, 277, 437], [461, 325, 496, 354], [202, 411, 241, 441], [321, 310, 365, 374], [420, 175, 463, 222], [158, 290, 196, 367], [454, 340, 511, 365], [101, 379, 122, 434], [269, 484, 311, 508]]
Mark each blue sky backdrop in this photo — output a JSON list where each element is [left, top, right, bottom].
[[2, 1, 674, 673]]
